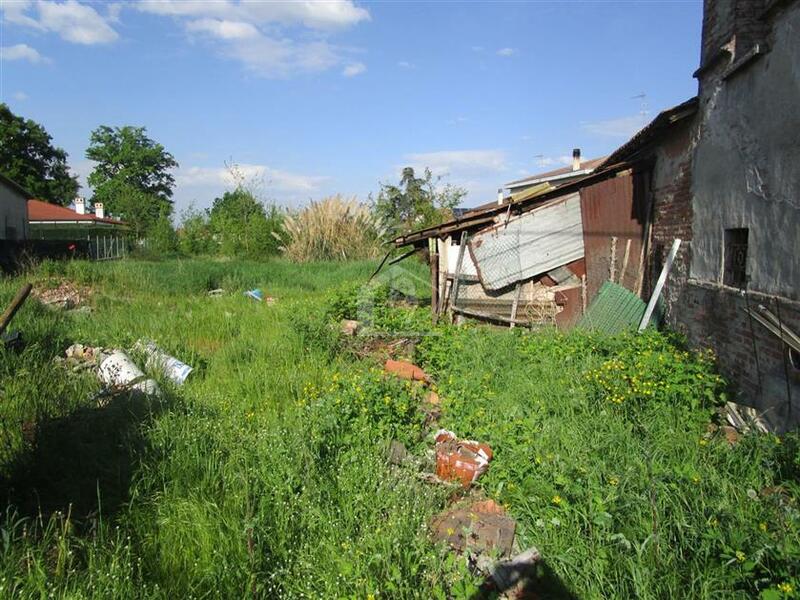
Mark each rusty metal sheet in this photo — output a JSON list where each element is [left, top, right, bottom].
[[468, 192, 584, 291]]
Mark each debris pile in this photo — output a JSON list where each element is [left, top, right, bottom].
[[33, 280, 91, 310], [434, 429, 493, 488], [58, 339, 194, 405], [244, 288, 276, 304]]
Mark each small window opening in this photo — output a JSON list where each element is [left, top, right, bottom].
[[724, 228, 748, 288]]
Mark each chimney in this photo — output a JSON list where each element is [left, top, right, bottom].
[[497, 188, 504, 205], [94, 202, 105, 219], [74, 197, 86, 215], [572, 148, 581, 171]]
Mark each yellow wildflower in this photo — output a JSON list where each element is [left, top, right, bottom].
[[552, 495, 562, 506]]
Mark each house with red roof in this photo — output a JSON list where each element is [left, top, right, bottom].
[[28, 198, 129, 259]]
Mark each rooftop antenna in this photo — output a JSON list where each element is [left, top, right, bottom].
[[631, 92, 649, 119], [534, 154, 546, 168]]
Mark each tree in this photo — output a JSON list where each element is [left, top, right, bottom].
[[147, 209, 179, 255], [0, 103, 79, 204], [177, 205, 214, 255], [102, 181, 164, 239], [372, 167, 466, 237], [86, 125, 178, 228], [208, 187, 283, 257]]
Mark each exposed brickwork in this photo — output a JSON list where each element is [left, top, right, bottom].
[[674, 284, 800, 430]]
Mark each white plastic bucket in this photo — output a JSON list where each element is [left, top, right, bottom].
[[99, 351, 161, 397]]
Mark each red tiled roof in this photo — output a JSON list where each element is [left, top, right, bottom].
[[27, 199, 126, 225]]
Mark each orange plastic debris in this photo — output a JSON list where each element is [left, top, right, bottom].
[[434, 430, 493, 488], [384, 359, 431, 383]]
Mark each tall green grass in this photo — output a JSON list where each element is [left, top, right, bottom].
[[0, 258, 796, 598]]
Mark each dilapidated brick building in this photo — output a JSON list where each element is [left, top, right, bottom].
[[620, 0, 800, 431]]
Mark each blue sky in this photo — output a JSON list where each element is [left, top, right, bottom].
[[1, 0, 702, 215]]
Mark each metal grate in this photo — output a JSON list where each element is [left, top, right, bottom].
[[724, 228, 748, 288]]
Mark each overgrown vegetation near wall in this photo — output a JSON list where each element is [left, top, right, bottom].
[[0, 259, 796, 598]]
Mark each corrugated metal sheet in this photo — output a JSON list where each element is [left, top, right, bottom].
[[577, 281, 647, 334], [468, 192, 584, 291]]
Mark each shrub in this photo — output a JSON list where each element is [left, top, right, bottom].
[[277, 195, 383, 262]]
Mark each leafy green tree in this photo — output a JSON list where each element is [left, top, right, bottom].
[[177, 205, 214, 255], [86, 125, 178, 228], [372, 167, 466, 237], [147, 209, 178, 255], [208, 187, 283, 257], [0, 103, 79, 204], [102, 181, 164, 239]]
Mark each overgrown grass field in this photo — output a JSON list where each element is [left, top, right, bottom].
[[0, 258, 797, 598]]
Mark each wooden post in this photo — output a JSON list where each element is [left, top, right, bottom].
[[450, 231, 468, 321], [620, 238, 632, 288], [581, 274, 587, 314], [0, 283, 33, 336], [430, 251, 440, 321], [639, 238, 681, 331], [609, 236, 618, 282], [510, 282, 522, 329]]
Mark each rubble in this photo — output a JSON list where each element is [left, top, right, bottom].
[[33, 280, 90, 310], [430, 497, 516, 558], [384, 359, 431, 383], [434, 429, 493, 488], [341, 319, 360, 336]]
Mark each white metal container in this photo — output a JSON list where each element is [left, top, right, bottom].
[[98, 351, 161, 397]]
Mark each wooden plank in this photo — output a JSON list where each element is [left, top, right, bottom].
[[449, 231, 468, 319], [0, 283, 33, 336], [452, 306, 530, 327], [639, 238, 680, 331], [609, 236, 618, 282], [509, 282, 522, 329], [430, 252, 439, 321], [620, 238, 632, 288]]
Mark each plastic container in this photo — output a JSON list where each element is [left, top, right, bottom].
[[135, 340, 193, 386], [98, 351, 161, 397]]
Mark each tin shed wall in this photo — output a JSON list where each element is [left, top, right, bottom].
[[579, 171, 650, 302], [468, 192, 584, 292]]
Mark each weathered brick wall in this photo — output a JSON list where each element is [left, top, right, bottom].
[[648, 123, 696, 320], [677, 283, 800, 432], [700, 0, 766, 71]]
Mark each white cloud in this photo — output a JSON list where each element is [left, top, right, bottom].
[[4, 0, 119, 45], [186, 18, 259, 40], [403, 149, 507, 177], [1, 43, 47, 63], [446, 116, 469, 125], [177, 164, 328, 194], [137, 0, 368, 77], [12, 91, 28, 101], [582, 113, 650, 137], [397, 60, 414, 69], [342, 62, 366, 77], [496, 47, 516, 57], [137, 0, 369, 29]]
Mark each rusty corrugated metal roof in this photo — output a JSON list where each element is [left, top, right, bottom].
[[392, 160, 635, 247], [468, 192, 584, 291]]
